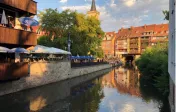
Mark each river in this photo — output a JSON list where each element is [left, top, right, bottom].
[[0, 65, 170, 112]]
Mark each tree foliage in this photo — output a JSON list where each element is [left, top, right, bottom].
[[37, 9, 104, 57], [163, 10, 169, 21], [135, 43, 169, 95]]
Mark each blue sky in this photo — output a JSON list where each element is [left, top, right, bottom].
[[35, 0, 169, 32]]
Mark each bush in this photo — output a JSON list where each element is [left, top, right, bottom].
[[135, 43, 169, 95]]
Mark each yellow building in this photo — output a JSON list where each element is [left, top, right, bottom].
[[87, 0, 100, 20]]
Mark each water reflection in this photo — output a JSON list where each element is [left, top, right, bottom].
[[114, 66, 141, 97], [0, 66, 170, 112], [30, 96, 46, 111]]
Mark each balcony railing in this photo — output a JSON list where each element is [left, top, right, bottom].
[[129, 51, 139, 54], [117, 47, 127, 49], [130, 40, 138, 44], [141, 44, 148, 48], [0, 26, 37, 46], [141, 39, 149, 42], [0, 62, 29, 81], [0, 0, 37, 15], [130, 45, 138, 48]]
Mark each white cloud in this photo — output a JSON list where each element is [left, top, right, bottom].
[[60, 0, 168, 32], [60, 0, 67, 3], [124, 0, 135, 7], [61, 5, 90, 13], [110, 0, 117, 8]]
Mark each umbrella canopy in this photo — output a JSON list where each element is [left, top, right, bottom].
[[31, 45, 51, 53], [11, 48, 29, 53], [30, 45, 71, 54], [19, 17, 39, 26], [1, 10, 8, 25], [50, 47, 71, 54], [0, 46, 12, 53], [71, 56, 94, 60]]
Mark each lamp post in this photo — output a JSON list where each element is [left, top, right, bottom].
[[68, 32, 71, 52], [68, 32, 71, 60]]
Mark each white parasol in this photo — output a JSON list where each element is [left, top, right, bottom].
[[1, 10, 8, 25]]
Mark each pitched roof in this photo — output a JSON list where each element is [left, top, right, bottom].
[[116, 24, 169, 39]]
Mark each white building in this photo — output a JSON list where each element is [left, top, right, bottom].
[[168, 0, 175, 112]]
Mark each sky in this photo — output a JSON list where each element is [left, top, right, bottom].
[[35, 0, 169, 32]]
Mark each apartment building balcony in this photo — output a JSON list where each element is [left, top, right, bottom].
[[130, 40, 138, 44], [129, 50, 139, 54], [117, 47, 127, 50], [0, 62, 29, 81], [141, 39, 149, 42], [130, 45, 138, 48], [0, 0, 37, 15], [141, 44, 148, 48], [117, 43, 127, 45], [0, 26, 37, 46]]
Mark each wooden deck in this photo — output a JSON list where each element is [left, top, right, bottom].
[[0, 26, 37, 46], [0, 62, 29, 81], [0, 0, 37, 15]]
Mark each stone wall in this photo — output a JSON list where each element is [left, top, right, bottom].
[[70, 64, 111, 79], [0, 61, 70, 96], [0, 61, 111, 96]]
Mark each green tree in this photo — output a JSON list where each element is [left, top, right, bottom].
[[37, 9, 104, 57], [163, 10, 169, 20], [136, 43, 169, 95]]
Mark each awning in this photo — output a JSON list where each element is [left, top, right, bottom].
[[30, 45, 71, 54], [0, 46, 12, 53], [11, 48, 29, 53]]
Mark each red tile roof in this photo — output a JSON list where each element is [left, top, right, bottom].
[[116, 24, 169, 39], [104, 31, 116, 40]]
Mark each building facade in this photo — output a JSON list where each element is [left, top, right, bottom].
[[168, 0, 175, 112], [101, 32, 116, 58], [0, 0, 37, 80], [115, 24, 169, 60], [87, 0, 100, 20], [32, 26, 46, 39], [115, 29, 128, 57], [0, 0, 37, 48]]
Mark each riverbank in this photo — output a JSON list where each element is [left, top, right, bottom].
[[135, 43, 172, 112], [0, 61, 112, 96]]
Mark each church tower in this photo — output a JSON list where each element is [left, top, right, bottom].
[[87, 0, 100, 20]]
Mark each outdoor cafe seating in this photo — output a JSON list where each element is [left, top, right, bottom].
[[0, 45, 71, 63]]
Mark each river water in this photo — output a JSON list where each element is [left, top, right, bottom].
[[0, 65, 170, 112]]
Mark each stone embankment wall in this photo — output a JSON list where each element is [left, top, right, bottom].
[[0, 61, 111, 96], [70, 64, 111, 78]]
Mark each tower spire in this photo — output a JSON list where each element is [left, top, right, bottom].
[[90, 0, 96, 11]]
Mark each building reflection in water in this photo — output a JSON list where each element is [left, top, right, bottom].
[[101, 65, 141, 97], [30, 96, 46, 112]]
